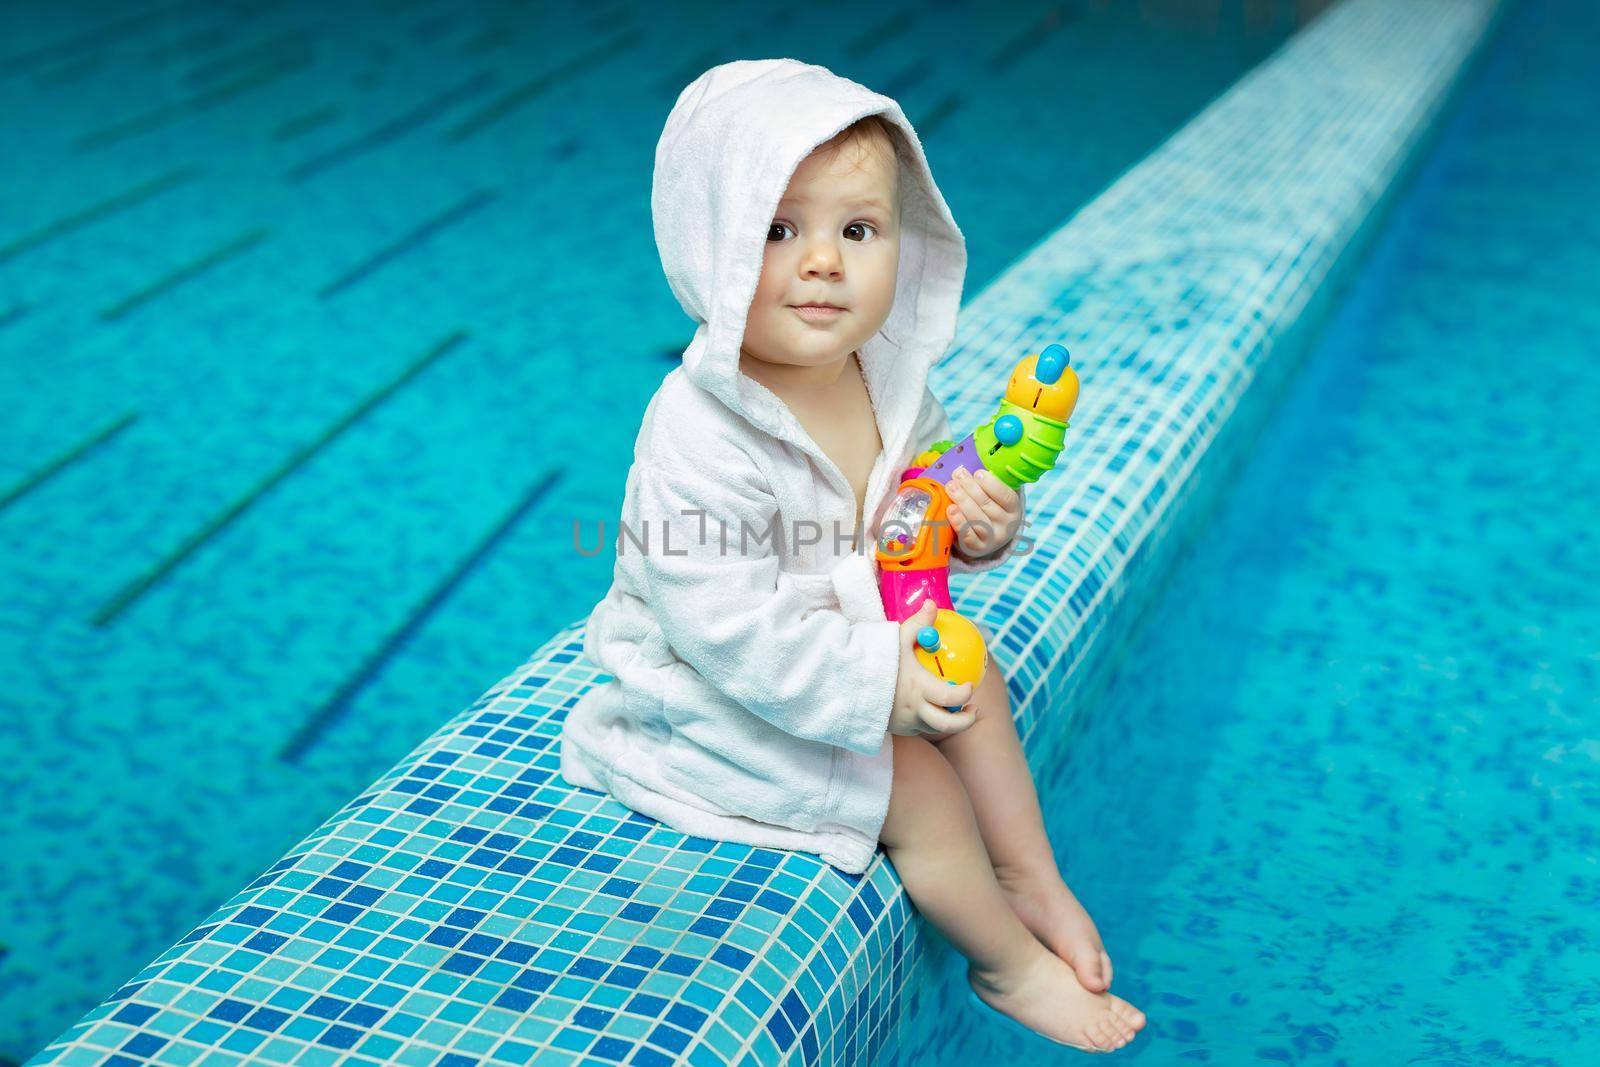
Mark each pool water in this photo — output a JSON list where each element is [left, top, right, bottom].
[[997, 0, 1598, 1060], [0, 0, 1334, 1057]]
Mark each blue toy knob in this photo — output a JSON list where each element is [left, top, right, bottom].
[[994, 413, 1022, 446], [916, 626, 940, 652], [1037, 344, 1069, 384]]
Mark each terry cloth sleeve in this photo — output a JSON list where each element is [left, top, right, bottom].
[[908, 385, 1029, 575], [630, 434, 901, 757]]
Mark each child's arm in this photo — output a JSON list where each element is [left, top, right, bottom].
[[908, 385, 1028, 574], [629, 433, 900, 757]]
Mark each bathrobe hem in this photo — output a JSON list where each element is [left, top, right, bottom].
[[561, 719, 885, 875]]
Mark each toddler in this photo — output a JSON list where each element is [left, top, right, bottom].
[[561, 58, 1145, 1052]]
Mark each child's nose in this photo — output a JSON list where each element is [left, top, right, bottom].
[[800, 240, 844, 278]]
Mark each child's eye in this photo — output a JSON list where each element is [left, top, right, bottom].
[[844, 221, 877, 242], [767, 222, 794, 242]]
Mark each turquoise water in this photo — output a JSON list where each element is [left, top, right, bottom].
[[0, 0, 1331, 1058], [999, 0, 1597, 1061]]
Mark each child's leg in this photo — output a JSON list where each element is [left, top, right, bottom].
[[929, 662, 1125, 997], [925, 662, 1057, 883], [878, 734, 1141, 1052]]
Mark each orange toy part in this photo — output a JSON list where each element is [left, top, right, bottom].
[[874, 477, 956, 572]]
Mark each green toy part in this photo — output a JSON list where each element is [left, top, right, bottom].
[[974, 402, 1069, 489]]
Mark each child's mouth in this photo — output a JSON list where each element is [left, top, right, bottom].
[[792, 304, 846, 323]]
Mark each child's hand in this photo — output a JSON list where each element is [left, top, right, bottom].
[[888, 600, 976, 740], [947, 467, 1022, 559]]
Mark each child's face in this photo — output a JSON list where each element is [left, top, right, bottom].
[[741, 130, 901, 374]]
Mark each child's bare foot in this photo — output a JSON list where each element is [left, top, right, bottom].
[[997, 866, 1118, 994], [968, 937, 1145, 1052]]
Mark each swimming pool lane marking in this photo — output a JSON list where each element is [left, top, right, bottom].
[[143, 25, 238, 69], [459, 23, 517, 59], [989, 4, 1078, 73], [0, 165, 202, 264], [31, 53, 103, 90], [652, 6, 803, 97], [97, 227, 270, 322], [271, 103, 341, 144], [317, 190, 498, 299], [317, 188, 494, 295], [0, 4, 191, 79], [283, 72, 498, 184], [845, 9, 918, 58], [880, 57, 935, 98], [277, 466, 566, 763], [90, 331, 468, 628], [379, 0, 438, 13], [176, 27, 314, 93], [584, 4, 632, 34], [75, 48, 314, 152], [0, 413, 138, 516], [443, 29, 644, 142], [410, 9, 475, 43], [915, 93, 965, 137]]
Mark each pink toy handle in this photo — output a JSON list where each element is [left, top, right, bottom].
[[878, 567, 952, 624]]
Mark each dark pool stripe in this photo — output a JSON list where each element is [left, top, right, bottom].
[[178, 28, 312, 91], [1, 3, 184, 75], [278, 466, 565, 763], [145, 26, 234, 67], [411, 10, 470, 40], [881, 57, 934, 98], [285, 72, 495, 184], [91, 332, 468, 627], [459, 24, 517, 58], [0, 165, 202, 265], [318, 191, 496, 299], [989, 3, 1076, 72], [915, 92, 963, 136], [0, 305, 26, 329], [98, 227, 270, 322], [76, 50, 313, 152], [32, 53, 104, 88], [272, 103, 341, 143], [445, 29, 643, 143], [846, 9, 916, 57], [586, 4, 632, 33], [0, 413, 138, 516]]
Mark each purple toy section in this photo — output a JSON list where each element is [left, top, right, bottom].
[[917, 432, 984, 486]]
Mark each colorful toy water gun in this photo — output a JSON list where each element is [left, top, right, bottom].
[[875, 344, 1080, 706]]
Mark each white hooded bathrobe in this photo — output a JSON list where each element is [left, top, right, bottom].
[[560, 59, 1024, 875]]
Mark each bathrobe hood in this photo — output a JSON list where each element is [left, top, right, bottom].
[[561, 61, 1021, 876], [652, 58, 968, 464]]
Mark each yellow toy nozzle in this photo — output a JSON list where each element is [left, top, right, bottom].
[[912, 609, 988, 694], [1004, 344, 1079, 424]]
